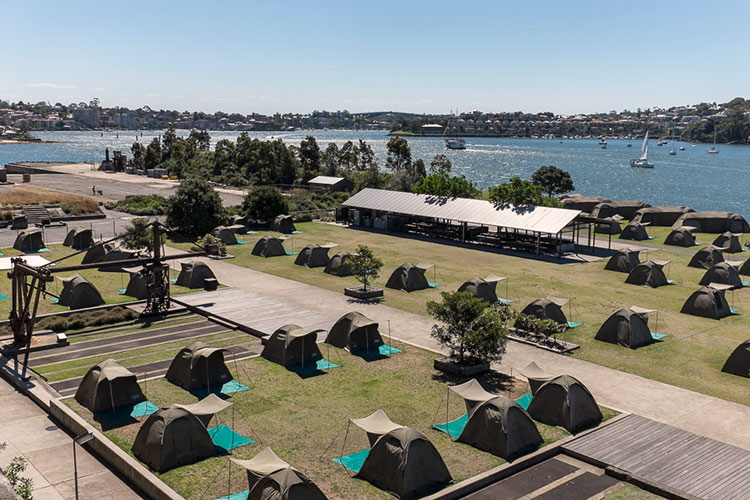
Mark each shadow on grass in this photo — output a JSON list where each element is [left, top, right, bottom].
[[431, 369, 517, 394]]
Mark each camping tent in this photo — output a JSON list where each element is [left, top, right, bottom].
[[385, 263, 429, 292], [681, 285, 732, 320], [98, 247, 139, 272], [272, 215, 296, 234], [688, 245, 725, 269], [58, 275, 105, 309], [519, 362, 555, 395], [252, 236, 287, 258], [211, 226, 238, 245], [124, 267, 147, 299], [324, 250, 353, 277], [351, 409, 405, 447], [664, 227, 696, 247], [82, 242, 112, 264], [560, 195, 610, 213], [231, 448, 328, 500], [173, 394, 233, 427], [448, 379, 542, 459], [325, 311, 382, 353], [625, 261, 669, 288], [699, 262, 743, 289], [632, 206, 694, 226], [526, 375, 602, 433], [722, 340, 750, 378], [165, 342, 233, 391], [595, 307, 654, 348], [63, 226, 94, 249], [261, 324, 323, 368], [13, 229, 45, 252], [457, 277, 499, 303], [75, 359, 145, 413], [618, 222, 649, 241], [175, 261, 216, 289], [739, 259, 750, 277], [519, 297, 568, 325], [132, 406, 217, 472], [713, 232, 744, 253], [594, 218, 621, 235], [294, 243, 332, 268], [604, 249, 641, 273], [591, 200, 651, 220], [672, 211, 750, 233], [358, 427, 451, 500]]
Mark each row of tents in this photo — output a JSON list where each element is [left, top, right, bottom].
[[14, 226, 97, 253], [212, 215, 299, 246]]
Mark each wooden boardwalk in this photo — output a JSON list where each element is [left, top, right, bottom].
[[562, 414, 750, 500], [173, 288, 335, 339]]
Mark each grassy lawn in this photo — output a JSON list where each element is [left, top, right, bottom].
[[0, 244, 195, 319], [604, 484, 663, 499], [0, 185, 100, 215], [63, 340, 611, 500], [172, 222, 750, 406]]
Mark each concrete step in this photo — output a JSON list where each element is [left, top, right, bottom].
[[23, 205, 51, 225]]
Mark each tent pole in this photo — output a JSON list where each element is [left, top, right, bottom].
[[110, 381, 115, 413], [446, 386, 450, 438], [339, 421, 351, 475], [388, 320, 392, 356]]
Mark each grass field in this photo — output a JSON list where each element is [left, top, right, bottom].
[[62, 338, 618, 500], [170, 222, 750, 406], [0, 185, 100, 215]]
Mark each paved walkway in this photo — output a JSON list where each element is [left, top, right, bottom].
[[0, 373, 144, 500], [171, 248, 750, 451]]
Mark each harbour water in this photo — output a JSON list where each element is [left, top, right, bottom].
[[1, 130, 747, 216]]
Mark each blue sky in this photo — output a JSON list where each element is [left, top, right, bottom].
[[3, 1, 749, 115]]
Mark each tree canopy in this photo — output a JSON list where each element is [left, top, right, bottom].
[[242, 186, 288, 224], [412, 172, 479, 198], [349, 245, 383, 291], [488, 177, 544, 206], [531, 165, 575, 197], [166, 177, 225, 236]]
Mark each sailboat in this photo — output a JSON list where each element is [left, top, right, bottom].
[[631, 131, 654, 168], [444, 113, 466, 150], [707, 129, 719, 154], [669, 129, 676, 155]]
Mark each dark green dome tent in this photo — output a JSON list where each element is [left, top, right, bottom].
[[124, 267, 148, 299], [672, 211, 750, 233], [58, 275, 105, 309], [82, 242, 112, 264], [13, 229, 45, 252], [252, 235, 287, 258], [324, 250, 353, 277], [63, 226, 94, 249], [712, 232, 744, 253], [595, 307, 654, 349], [457, 276, 500, 303], [325, 311, 382, 353], [175, 260, 216, 289], [272, 215, 296, 234], [526, 375, 602, 433], [699, 262, 743, 289], [722, 339, 750, 378], [519, 297, 568, 326], [75, 359, 145, 413], [591, 200, 651, 220], [261, 324, 324, 368], [231, 448, 328, 500], [211, 226, 238, 245], [664, 227, 696, 247], [166, 342, 233, 391], [594, 217, 621, 235], [97, 247, 139, 272], [518, 362, 555, 395], [688, 245, 725, 269], [632, 206, 694, 226], [385, 263, 429, 292], [681, 285, 732, 320], [294, 243, 332, 268], [625, 260, 669, 288], [604, 248, 641, 273], [618, 222, 649, 241]]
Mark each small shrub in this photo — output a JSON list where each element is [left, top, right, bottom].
[[192, 234, 227, 256], [42, 317, 68, 333], [105, 194, 169, 216], [513, 314, 566, 337]]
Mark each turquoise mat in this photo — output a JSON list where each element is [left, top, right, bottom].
[[292, 230, 303, 234], [208, 424, 253, 451], [354, 344, 402, 359], [498, 297, 514, 304], [243, 230, 257, 235], [428, 282, 442, 288], [651, 332, 669, 340], [290, 358, 341, 376], [213, 490, 248, 500], [117, 288, 127, 294], [0, 292, 7, 301], [285, 250, 298, 255], [191, 380, 250, 398], [333, 448, 370, 474], [434, 413, 468, 439], [50, 297, 59, 303], [667, 279, 677, 285], [98, 401, 158, 426], [169, 278, 177, 283], [236, 240, 247, 244], [647, 236, 655, 240], [515, 393, 533, 410], [567, 321, 582, 328], [743, 281, 750, 287], [25, 248, 51, 253], [731, 307, 740, 314]]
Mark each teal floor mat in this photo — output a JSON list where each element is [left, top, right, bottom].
[[731, 307, 740, 314], [50, 297, 59, 303], [743, 281, 750, 287], [567, 321, 582, 328], [213, 490, 248, 500], [650, 332, 669, 340], [354, 344, 402, 360], [98, 401, 158, 426], [292, 230, 303, 234], [117, 288, 127, 294], [667, 279, 677, 285], [191, 380, 250, 398], [498, 297, 514, 303], [515, 393, 533, 410], [290, 358, 341, 376], [428, 282, 442, 288], [243, 230, 257, 235], [0, 292, 8, 301], [169, 278, 177, 283], [236, 240, 247, 244], [285, 250, 298, 255], [647, 236, 655, 240], [333, 448, 370, 474], [26, 248, 51, 253], [433, 413, 468, 439], [208, 424, 253, 451]]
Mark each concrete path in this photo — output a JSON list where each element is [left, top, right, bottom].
[[172, 248, 750, 451], [0, 375, 144, 500]]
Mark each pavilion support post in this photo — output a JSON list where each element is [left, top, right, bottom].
[[536, 233, 541, 255], [462, 222, 466, 243]]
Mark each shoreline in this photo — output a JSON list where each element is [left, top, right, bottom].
[[0, 139, 63, 144]]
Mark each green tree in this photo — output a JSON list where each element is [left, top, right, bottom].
[[242, 186, 288, 224], [385, 137, 412, 173], [0, 447, 33, 500], [488, 177, 544, 206], [412, 172, 479, 198], [188, 129, 211, 151], [299, 135, 321, 182], [356, 140, 377, 172], [322, 142, 340, 176], [530, 165, 575, 198], [429, 154, 452, 174], [166, 177, 225, 236], [119, 217, 164, 254], [426, 291, 510, 364], [144, 137, 162, 169], [349, 245, 383, 292], [338, 140, 358, 172], [130, 142, 145, 169]]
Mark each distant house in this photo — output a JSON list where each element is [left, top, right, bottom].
[[308, 175, 353, 193], [421, 123, 444, 135]]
